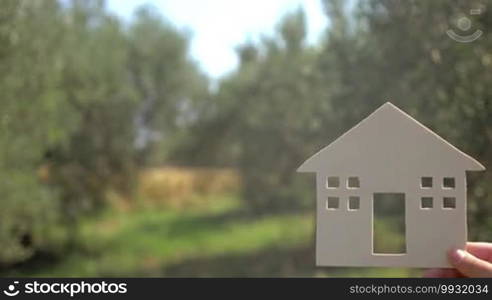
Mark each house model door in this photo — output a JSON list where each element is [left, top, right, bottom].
[[373, 193, 406, 255]]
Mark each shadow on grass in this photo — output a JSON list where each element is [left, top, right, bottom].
[[134, 207, 311, 239], [133, 245, 418, 277], [142, 245, 317, 277]]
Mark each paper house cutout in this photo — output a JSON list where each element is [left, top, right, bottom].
[[298, 102, 485, 267]]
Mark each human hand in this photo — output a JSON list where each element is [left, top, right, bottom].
[[424, 242, 492, 278]]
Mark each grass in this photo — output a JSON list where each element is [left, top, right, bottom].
[[13, 194, 421, 277]]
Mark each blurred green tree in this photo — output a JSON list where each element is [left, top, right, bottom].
[[128, 6, 209, 165], [0, 0, 71, 265], [182, 10, 329, 212], [0, 0, 208, 267]]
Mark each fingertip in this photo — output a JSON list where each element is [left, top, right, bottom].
[[448, 247, 492, 277], [448, 248, 466, 265], [465, 242, 492, 261]]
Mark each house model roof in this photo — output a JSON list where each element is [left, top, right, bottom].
[[297, 102, 485, 174]]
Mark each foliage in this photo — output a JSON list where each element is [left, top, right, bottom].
[[0, 0, 205, 266], [128, 6, 208, 165], [0, 0, 70, 266], [181, 10, 326, 212]]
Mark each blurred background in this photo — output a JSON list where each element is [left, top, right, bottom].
[[0, 0, 491, 277]]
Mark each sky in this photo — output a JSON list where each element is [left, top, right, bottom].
[[106, 0, 328, 79]]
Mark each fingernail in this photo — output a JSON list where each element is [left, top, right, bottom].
[[449, 249, 466, 263]]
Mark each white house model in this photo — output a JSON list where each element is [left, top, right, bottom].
[[298, 102, 485, 267]]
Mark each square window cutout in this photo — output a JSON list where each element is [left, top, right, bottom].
[[327, 197, 339, 210], [443, 197, 456, 209], [348, 196, 360, 210], [421, 177, 433, 188], [443, 177, 455, 189], [347, 177, 360, 188], [327, 177, 340, 188], [421, 197, 433, 209]]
